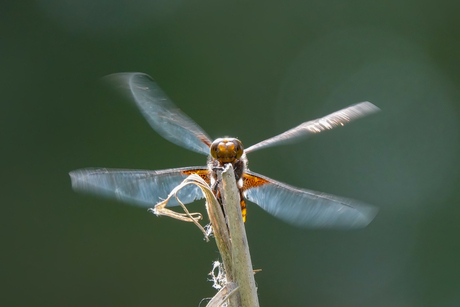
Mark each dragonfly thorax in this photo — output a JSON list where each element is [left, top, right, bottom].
[[210, 138, 244, 164]]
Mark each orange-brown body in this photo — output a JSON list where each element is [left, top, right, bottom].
[[183, 138, 268, 222]]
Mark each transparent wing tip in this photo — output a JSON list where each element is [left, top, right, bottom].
[[353, 101, 381, 115], [101, 72, 149, 93], [68, 168, 106, 192], [349, 204, 379, 229], [69, 169, 89, 192]]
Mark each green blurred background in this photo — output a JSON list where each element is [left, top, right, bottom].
[[2, 0, 460, 306]]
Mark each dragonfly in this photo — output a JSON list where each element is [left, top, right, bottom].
[[70, 72, 379, 229]]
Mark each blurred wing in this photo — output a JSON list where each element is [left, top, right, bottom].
[[69, 167, 210, 208], [104, 72, 212, 155], [245, 102, 380, 153], [243, 171, 378, 229]]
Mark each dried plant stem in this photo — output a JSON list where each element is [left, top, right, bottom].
[[205, 173, 240, 307], [219, 164, 260, 307], [153, 170, 259, 307]]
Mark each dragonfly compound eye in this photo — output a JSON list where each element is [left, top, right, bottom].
[[233, 139, 244, 159], [209, 138, 245, 163], [210, 138, 224, 159]]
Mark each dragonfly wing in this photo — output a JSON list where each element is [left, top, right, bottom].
[[69, 167, 210, 208], [104, 73, 212, 155], [245, 102, 379, 153], [243, 171, 378, 229]]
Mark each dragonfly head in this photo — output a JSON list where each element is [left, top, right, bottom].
[[210, 138, 244, 163]]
